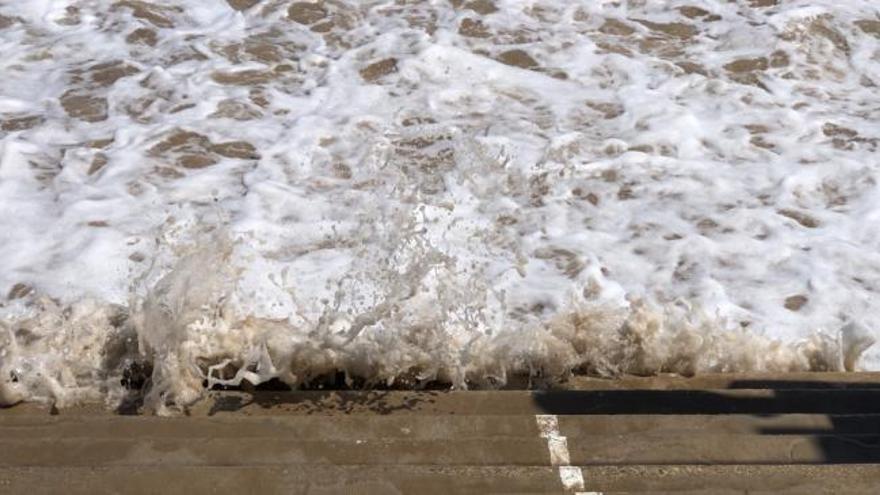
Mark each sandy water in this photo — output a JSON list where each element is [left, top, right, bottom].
[[1, 0, 879, 411]]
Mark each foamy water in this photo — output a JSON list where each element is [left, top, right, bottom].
[[1, 0, 879, 411]]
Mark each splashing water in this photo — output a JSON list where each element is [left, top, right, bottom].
[[2, 227, 873, 412]]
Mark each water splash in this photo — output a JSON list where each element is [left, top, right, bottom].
[[3, 234, 871, 412]]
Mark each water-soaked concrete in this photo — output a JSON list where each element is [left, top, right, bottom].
[[2, 373, 880, 493]]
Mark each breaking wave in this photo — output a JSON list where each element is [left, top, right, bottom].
[[1, 231, 873, 413]]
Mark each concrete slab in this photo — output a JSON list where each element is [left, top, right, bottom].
[[2, 372, 879, 493]]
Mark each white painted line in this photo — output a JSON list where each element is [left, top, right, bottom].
[[547, 434, 572, 465], [535, 414, 560, 439], [535, 414, 603, 494], [558, 465, 585, 491]]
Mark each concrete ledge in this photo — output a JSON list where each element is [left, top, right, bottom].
[[2, 372, 879, 493]]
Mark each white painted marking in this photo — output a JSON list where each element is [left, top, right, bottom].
[[547, 434, 572, 465], [558, 465, 585, 491], [535, 414, 603, 494]]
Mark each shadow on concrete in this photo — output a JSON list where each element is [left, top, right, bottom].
[[208, 389, 439, 416], [737, 379, 880, 465], [530, 388, 880, 415], [532, 379, 880, 464]]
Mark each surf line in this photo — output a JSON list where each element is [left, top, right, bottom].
[[535, 414, 601, 494]]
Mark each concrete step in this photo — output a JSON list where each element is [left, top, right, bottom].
[[0, 464, 878, 494], [528, 389, 880, 415], [0, 465, 561, 495], [3, 414, 880, 439], [185, 388, 880, 416], [566, 432, 880, 465], [586, 464, 880, 494], [4, 373, 880, 493], [3, 433, 880, 467], [562, 372, 880, 390], [557, 413, 880, 437]]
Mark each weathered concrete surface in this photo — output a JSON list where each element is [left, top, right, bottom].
[[2, 373, 880, 494], [1, 465, 880, 494]]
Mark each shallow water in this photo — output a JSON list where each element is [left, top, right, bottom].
[[1, 0, 879, 411]]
